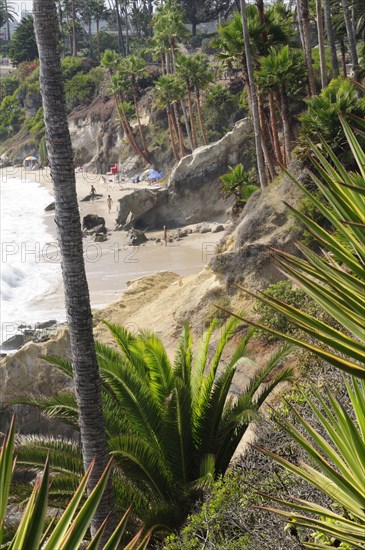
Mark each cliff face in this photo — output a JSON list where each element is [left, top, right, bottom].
[[211, 160, 304, 289], [68, 96, 122, 172]]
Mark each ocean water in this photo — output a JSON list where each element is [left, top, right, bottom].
[[0, 175, 64, 345]]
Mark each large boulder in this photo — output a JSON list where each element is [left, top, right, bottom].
[[116, 188, 168, 228], [82, 214, 106, 232], [125, 229, 148, 246], [0, 329, 75, 437]]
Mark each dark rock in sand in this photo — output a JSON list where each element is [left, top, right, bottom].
[[126, 229, 148, 246], [1, 334, 25, 350], [195, 223, 211, 234], [80, 193, 103, 202], [212, 224, 225, 233], [44, 201, 55, 211], [36, 320, 57, 329], [83, 214, 106, 232], [94, 233, 108, 242]]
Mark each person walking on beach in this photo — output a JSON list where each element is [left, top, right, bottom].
[[90, 185, 96, 202], [107, 195, 113, 214], [163, 225, 167, 246]]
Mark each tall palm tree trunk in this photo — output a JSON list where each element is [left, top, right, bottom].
[[71, 0, 78, 56], [323, 0, 339, 77], [240, 0, 267, 188], [167, 107, 180, 161], [297, 0, 316, 96], [96, 18, 101, 59], [175, 102, 188, 157], [341, 0, 359, 80], [180, 99, 194, 152], [340, 39, 347, 76], [117, 96, 149, 163], [195, 88, 208, 146], [172, 102, 185, 156], [133, 94, 149, 157], [88, 17, 94, 58], [114, 0, 125, 55], [269, 92, 284, 165], [280, 87, 292, 165], [258, 95, 275, 180], [186, 85, 198, 148], [316, 0, 328, 89], [33, 0, 114, 537], [169, 42, 194, 151]]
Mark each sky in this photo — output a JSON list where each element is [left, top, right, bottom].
[[10, 1, 34, 20]]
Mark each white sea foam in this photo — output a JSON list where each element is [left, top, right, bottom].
[[0, 176, 64, 344]]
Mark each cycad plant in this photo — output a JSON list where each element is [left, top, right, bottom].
[[15, 318, 293, 532], [0, 418, 150, 549], [229, 116, 365, 547], [220, 164, 258, 211]]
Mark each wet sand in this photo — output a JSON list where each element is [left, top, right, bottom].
[[6, 167, 222, 318]]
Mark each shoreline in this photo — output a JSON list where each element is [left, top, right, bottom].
[[1, 167, 224, 348]]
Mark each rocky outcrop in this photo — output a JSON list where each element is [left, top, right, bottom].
[[116, 119, 254, 229], [0, 328, 74, 437], [125, 229, 148, 246], [68, 97, 148, 174], [83, 214, 106, 232], [210, 160, 305, 289], [116, 187, 168, 229]]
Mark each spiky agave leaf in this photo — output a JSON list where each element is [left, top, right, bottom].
[[255, 377, 365, 548], [0, 416, 16, 545], [231, 118, 365, 378]]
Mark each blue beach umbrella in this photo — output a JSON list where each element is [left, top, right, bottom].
[[147, 170, 164, 180]]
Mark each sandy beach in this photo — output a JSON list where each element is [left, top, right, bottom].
[[2, 166, 223, 323]]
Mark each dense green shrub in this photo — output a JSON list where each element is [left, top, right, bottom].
[[8, 16, 38, 65], [38, 135, 47, 165], [92, 30, 120, 55], [202, 84, 239, 141], [61, 55, 98, 80], [0, 93, 25, 139], [0, 73, 20, 100], [299, 77, 365, 164], [25, 107, 45, 135], [64, 67, 103, 111]]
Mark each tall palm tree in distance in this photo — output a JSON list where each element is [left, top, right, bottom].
[[33, 0, 114, 537], [240, 0, 267, 188]]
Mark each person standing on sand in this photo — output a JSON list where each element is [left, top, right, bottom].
[[107, 195, 113, 213], [90, 185, 96, 202], [163, 225, 167, 246]]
